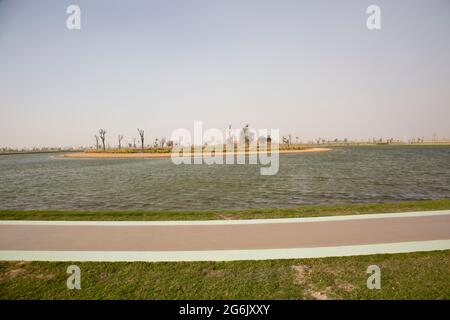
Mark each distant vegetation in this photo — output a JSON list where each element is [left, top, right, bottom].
[[2, 127, 448, 155], [86, 127, 450, 154], [0, 148, 81, 155]]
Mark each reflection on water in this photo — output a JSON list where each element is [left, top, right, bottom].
[[0, 146, 449, 211]]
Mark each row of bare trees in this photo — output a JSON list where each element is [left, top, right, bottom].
[[94, 128, 170, 151], [95, 125, 278, 151]]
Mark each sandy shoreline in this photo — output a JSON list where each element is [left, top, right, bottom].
[[63, 148, 332, 159]]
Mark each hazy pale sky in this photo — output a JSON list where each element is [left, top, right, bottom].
[[0, 0, 449, 148]]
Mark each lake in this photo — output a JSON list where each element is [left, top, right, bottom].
[[0, 146, 449, 211]]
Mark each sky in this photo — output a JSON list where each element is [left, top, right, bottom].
[[0, 0, 449, 148]]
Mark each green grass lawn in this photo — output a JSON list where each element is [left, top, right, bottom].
[[1, 199, 449, 299], [0, 250, 449, 299], [0, 199, 449, 221]]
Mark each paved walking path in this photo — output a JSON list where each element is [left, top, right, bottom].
[[0, 211, 449, 261]]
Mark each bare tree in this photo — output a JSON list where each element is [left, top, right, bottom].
[[94, 135, 100, 150], [226, 124, 234, 145], [99, 129, 106, 151], [282, 136, 291, 147], [137, 128, 145, 151], [242, 124, 254, 145], [160, 137, 167, 148], [118, 135, 124, 149]]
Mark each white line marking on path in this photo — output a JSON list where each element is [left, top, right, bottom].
[[1, 240, 449, 262], [1, 210, 449, 226]]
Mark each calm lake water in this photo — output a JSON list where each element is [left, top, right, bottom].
[[0, 146, 449, 211]]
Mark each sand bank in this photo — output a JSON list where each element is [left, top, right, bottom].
[[63, 148, 332, 159]]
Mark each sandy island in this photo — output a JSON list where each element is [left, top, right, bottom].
[[63, 148, 332, 159]]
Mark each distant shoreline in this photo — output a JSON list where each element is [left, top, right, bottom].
[[0, 150, 81, 156], [2, 142, 449, 157], [63, 148, 333, 159]]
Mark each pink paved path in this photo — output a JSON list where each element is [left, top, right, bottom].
[[1, 214, 449, 252]]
